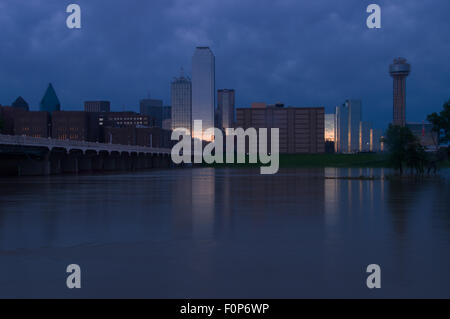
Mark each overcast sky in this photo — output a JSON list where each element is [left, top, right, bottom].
[[1, 0, 449, 128]]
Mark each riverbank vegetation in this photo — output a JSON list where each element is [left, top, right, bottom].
[[382, 100, 450, 175]]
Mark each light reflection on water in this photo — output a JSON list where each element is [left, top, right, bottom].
[[0, 168, 449, 298]]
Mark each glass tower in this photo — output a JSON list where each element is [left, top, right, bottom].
[[335, 105, 348, 153], [217, 89, 235, 130], [171, 70, 192, 135], [192, 47, 215, 141], [39, 83, 61, 112], [335, 100, 362, 153]]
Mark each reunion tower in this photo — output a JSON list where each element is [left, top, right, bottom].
[[389, 57, 411, 126]]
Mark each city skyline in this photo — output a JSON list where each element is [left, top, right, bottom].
[[1, 1, 449, 130]]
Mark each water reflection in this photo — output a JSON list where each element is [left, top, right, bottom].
[[192, 168, 215, 239], [0, 168, 449, 298]]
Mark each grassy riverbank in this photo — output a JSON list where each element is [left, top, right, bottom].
[[278, 153, 391, 168], [206, 153, 450, 169], [206, 153, 392, 168]]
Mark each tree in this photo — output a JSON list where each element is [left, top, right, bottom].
[[383, 125, 419, 175], [405, 140, 426, 174], [427, 100, 450, 145]]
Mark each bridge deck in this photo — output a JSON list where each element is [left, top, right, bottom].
[[0, 134, 171, 155]]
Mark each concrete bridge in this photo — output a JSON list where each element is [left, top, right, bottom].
[[0, 134, 174, 176]]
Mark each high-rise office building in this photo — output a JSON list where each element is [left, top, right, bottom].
[[171, 71, 192, 135], [334, 105, 348, 153], [370, 128, 384, 152], [84, 101, 110, 113], [39, 83, 61, 112], [192, 47, 215, 140], [389, 57, 410, 127], [217, 89, 235, 130], [140, 99, 163, 127], [334, 100, 362, 153]]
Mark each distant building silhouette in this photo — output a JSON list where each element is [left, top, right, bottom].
[[192, 47, 215, 140], [39, 83, 61, 112], [12, 96, 29, 111], [140, 99, 163, 127], [359, 121, 371, 152], [389, 57, 410, 126], [217, 89, 235, 130], [370, 128, 384, 152], [171, 69, 192, 135], [406, 122, 437, 148], [84, 101, 110, 112], [251, 102, 266, 109], [163, 106, 171, 121]]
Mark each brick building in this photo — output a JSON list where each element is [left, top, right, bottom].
[[0, 106, 27, 135], [236, 106, 325, 153], [14, 111, 51, 138], [52, 111, 101, 142], [99, 112, 152, 128], [103, 127, 171, 148]]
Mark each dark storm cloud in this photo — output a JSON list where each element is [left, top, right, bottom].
[[1, 0, 449, 128]]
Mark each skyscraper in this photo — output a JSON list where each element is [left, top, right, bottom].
[[346, 99, 362, 153], [140, 98, 163, 127], [39, 83, 61, 112], [217, 89, 235, 130], [335, 105, 348, 153], [334, 99, 362, 153], [389, 57, 411, 127], [171, 70, 192, 135], [192, 47, 215, 140]]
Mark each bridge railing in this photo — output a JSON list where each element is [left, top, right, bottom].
[[0, 134, 170, 154]]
